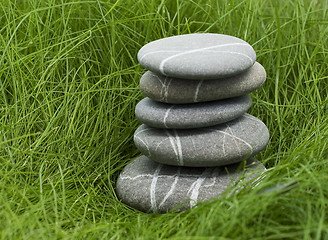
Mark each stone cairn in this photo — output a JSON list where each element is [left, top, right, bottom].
[[116, 33, 269, 213]]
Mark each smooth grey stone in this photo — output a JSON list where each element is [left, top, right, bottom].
[[137, 33, 256, 80], [134, 114, 269, 167], [135, 95, 252, 129], [116, 155, 266, 213], [140, 62, 266, 104]]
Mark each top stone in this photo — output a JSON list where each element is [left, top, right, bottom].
[[137, 33, 256, 80]]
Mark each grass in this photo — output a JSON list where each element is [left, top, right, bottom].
[[0, 0, 327, 239]]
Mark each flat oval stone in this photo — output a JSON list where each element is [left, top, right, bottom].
[[134, 114, 269, 167], [116, 155, 266, 213], [135, 95, 252, 129], [137, 33, 256, 79], [140, 62, 266, 104]]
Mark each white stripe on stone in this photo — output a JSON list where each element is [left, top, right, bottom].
[[158, 167, 181, 209], [120, 172, 180, 181], [155, 138, 171, 151], [159, 43, 252, 75], [134, 136, 151, 156], [166, 130, 179, 162], [134, 127, 152, 137], [205, 50, 253, 63], [163, 106, 174, 128], [194, 80, 203, 102], [225, 124, 242, 157], [150, 164, 163, 213], [163, 78, 172, 102], [188, 168, 213, 208], [120, 174, 154, 180], [139, 50, 182, 62], [222, 134, 227, 159], [174, 130, 184, 166], [203, 168, 220, 187], [166, 130, 184, 165], [210, 127, 253, 154], [153, 74, 166, 102]]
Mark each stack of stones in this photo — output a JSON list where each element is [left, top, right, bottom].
[[116, 33, 269, 213]]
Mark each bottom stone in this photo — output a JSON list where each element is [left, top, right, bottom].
[[116, 155, 266, 213]]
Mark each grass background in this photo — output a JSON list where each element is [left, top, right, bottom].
[[0, 0, 327, 239]]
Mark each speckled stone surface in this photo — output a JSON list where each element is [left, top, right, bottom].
[[116, 155, 266, 213], [140, 62, 266, 104], [134, 114, 269, 167], [137, 33, 256, 80], [135, 95, 252, 129]]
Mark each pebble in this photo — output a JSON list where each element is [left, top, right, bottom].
[[116, 155, 266, 213], [135, 95, 252, 129], [116, 34, 269, 213], [137, 33, 256, 79], [134, 114, 269, 167], [140, 62, 266, 104]]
